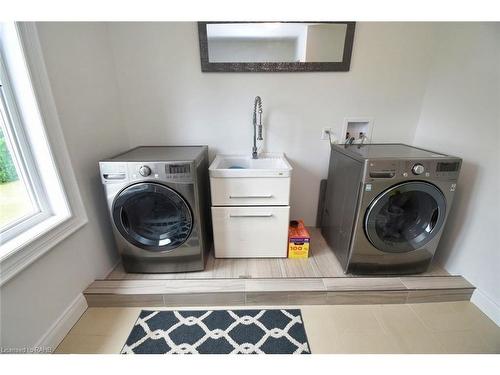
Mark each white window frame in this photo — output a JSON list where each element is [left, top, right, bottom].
[[0, 22, 87, 286]]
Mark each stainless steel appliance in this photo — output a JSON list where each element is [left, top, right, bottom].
[[321, 143, 461, 274], [99, 146, 212, 273]]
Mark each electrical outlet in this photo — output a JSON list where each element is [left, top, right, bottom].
[[321, 127, 332, 140]]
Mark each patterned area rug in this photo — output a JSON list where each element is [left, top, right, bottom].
[[121, 309, 311, 354]]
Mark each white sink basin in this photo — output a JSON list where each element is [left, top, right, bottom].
[[209, 153, 292, 178]]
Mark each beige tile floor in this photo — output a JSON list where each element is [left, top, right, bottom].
[[56, 301, 500, 354]]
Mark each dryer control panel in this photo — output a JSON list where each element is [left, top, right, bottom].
[[100, 161, 194, 184], [163, 163, 193, 183]]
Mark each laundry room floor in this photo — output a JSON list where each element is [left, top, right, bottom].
[[106, 228, 449, 280], [84, 228, 474, 307], [55, 301, 500, 354], [84, 228, 475, 308], [77, 229, 491, 352]]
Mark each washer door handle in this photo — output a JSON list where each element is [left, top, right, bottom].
[[229, 194, 273, 199], [120, 209, 130, 233], [428, 208, 439, 232], [229, 213, 274, 218]]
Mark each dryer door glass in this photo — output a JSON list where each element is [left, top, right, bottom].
[[112, 182, 193, 252], [364, 181, 446, 253]]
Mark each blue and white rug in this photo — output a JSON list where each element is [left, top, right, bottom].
[[121, 309, 311, 354]]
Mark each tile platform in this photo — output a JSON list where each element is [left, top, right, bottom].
[[84, 228, 475, 307]]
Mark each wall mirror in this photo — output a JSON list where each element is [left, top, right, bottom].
[[198, 22, 355, 72]]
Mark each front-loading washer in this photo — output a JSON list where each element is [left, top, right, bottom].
[[321, 143, 461, 274], [99, 146, 212, 273]]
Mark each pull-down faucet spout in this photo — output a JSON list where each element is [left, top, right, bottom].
[[252, 96, 263, 159]]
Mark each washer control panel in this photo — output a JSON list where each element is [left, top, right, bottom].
[[412, 163, 425, 175], [166, 163, 191, 176], [139, 165, 152, 177], [100, 162, 127, 184], [100, 161, 194, 184], [364, 158, 461, 182]]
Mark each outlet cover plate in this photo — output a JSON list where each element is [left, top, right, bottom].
[[321, 127, 332, 140]]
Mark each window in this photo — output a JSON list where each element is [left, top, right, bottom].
[[0, 54, 52, 242], [0, 22, 87, 285], [0, 125, 37, 228]]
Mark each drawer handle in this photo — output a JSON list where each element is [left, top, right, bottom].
[[229, 214, 274, 218], [229, 194, 273, 199]]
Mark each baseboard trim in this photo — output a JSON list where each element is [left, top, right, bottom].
[[35, 293, 88, 352], [471, 289, 500, 326]]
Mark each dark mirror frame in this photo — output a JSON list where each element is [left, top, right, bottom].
[[198, 21, 356, 73]]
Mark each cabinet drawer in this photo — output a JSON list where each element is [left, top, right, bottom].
[[212, 206, 289, 258], [210, 177, 290, 206]]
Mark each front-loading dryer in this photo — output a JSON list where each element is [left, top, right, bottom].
[[321, 143, 461, 274], [99, 146, 212, 273]]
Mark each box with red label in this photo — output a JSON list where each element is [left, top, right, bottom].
[[288, 220, 310, 259]]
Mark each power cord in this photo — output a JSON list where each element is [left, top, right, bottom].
[[325, 129, 338, 145]]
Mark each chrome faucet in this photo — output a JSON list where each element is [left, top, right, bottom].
[[252, 96, 263, 159]]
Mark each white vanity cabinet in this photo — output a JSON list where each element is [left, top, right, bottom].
[[209, 154, 292, 258]]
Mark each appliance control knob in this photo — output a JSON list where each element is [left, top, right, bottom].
[[412, 163, 425, 175], [139, 165, 151, 177]]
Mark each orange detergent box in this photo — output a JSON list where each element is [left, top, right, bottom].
[[288, 220, 310, 259]]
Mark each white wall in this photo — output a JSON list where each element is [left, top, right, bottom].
[[412, 23, 500, 323], [107, 22, 436, 225], [0, 23, 128, 347]]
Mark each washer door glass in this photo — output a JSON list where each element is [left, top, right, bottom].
[[364, 181, 446, 253], [112, 182, 193, 252]]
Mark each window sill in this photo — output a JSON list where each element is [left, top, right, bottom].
[[0, 212, 87, 286]]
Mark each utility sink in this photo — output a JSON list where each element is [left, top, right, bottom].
[[209, 153, 292, 178], [209, 153, 292, 258]]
